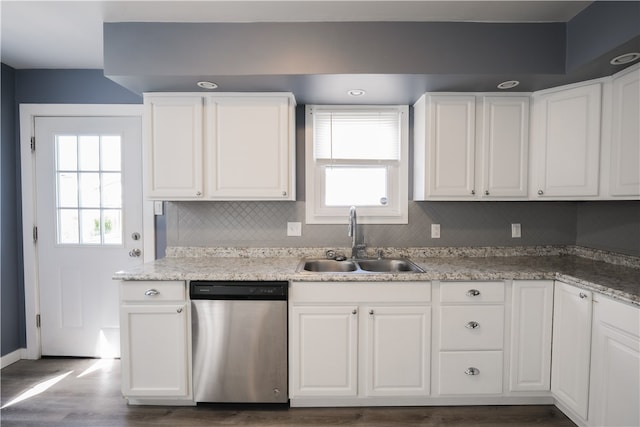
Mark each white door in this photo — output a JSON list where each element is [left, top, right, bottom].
[[34, 116, 143, 357]]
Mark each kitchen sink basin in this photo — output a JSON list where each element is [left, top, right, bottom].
[[298, 258, 424, 274], [301, 259, 358, 272], [356, 258, 424, 273]]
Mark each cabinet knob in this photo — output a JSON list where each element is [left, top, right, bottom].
[[471, 190, 475, 195], [177, 307, 183, 313], [369, 309, 374, 315], [579, 292, 588, 299], [466, 289, 481, 297], [464, 367, 480, 376], [282, 191, 287, 197], [484, 190, 489, 196], [537, 190, 544, 196], [196, 191, 202, 196], [352, 309, 357, 315], [465, 321, 480, 329], [144, 289, 159, 297]]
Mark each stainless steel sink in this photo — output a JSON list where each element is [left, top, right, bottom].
[[298, 258, 424, 274], [356, 258, 424, 273], [301, 259, 358, 272]]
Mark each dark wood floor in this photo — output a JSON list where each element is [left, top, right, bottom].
[[1, 358, 575, 427]]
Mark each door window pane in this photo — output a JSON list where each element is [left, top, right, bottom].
[[78, 136, 100, 171], [55, 134, 123, 245]]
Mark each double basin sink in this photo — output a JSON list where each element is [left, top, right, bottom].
[[298, 258, 425, 274]]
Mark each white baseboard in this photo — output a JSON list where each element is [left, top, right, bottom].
[[1, 348, 25, 369]]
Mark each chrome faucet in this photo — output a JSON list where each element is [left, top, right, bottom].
[[348, 206, 366, 259]]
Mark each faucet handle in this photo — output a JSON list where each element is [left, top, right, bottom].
[[325, 249, 336, 259], [377, 249, 384, 259]]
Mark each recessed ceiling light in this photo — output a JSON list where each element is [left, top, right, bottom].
[[497, 80, 520, 90], [610, 52, 640, 66], [197, 81, 218, 90], [347, 89, 366, 97]]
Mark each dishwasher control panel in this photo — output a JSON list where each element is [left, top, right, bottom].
[[190, 281, 288, 300]]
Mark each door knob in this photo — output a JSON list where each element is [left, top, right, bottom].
[[129, 248, 142, 257]]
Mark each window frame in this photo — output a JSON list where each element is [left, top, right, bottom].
[[305, 104, 409, 224]]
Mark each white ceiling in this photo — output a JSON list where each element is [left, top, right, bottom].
[[1, 0, 591, 69]]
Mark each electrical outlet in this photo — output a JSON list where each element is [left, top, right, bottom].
[[287, 222, 302, 237], [511, 223, 521, 238], [431, 224, 441, 239]]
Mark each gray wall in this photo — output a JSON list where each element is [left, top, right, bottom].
[[576, 201, 640, 256], [0, 67, 142, 357], [1, 64, 25, 357]]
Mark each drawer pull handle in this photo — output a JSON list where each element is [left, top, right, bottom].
[[465, 367, 480, 376], [144, 289, 160, 296], [466, 289, 481, 297], [465, 321, 480, 329]]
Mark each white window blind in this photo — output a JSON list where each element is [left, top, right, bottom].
[[313, 111, 401, 160]]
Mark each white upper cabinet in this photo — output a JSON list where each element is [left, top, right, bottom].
[[414, 94, 529, 200], [609, 65, 640, 198], [414, 94, 476, 199], [144, 93, 296, 201], [205, 95, 295, 200], [479, 96, 529, 198], [144, 96, 204, 199], [530, 82, 602, 198]]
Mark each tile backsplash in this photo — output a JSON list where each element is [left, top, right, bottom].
[[166, 200, 577, 249]]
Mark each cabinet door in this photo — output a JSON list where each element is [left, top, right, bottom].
[[144, 96, 204, 199], [532, 83, 601, 198], [363, 306, 430, 397], [418, 95, 476, 199], [206, 95, 294, 200], [510, 280, 553, 392], [551, 282, 592, 419], [120, 303, 190, 397], [480, 96, 529, 198], [610, 66, 640, 197], [589, 296, 640, 427], [290, 305, 358, 397]]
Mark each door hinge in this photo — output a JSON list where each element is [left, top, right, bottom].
[[33, 226, 38, 243], [36, 314, 41, 328], [30, 137, 36, 152]]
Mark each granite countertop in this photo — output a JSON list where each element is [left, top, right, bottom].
[[113, 247, 640, 307]]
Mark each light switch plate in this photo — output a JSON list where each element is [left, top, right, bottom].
[[431, 224, 441, 239], [153, 201, 164, 216], [287, 222, 302, 237], [511, 223, 521, 238]]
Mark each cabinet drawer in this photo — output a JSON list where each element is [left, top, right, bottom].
[[120, 281, 186, 302], [440, 281, 504, 303], [440, 306, 504, 350], [439, 351, 503, 395]]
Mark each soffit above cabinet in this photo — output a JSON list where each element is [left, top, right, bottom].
[[101, 2, 640, 104]]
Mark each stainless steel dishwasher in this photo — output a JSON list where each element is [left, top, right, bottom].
[[190, 281, 288, 403]]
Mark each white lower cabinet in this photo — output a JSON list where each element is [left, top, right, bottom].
[[509, 280, 553, 392], [364, 305, 431, 397], [551, 281, 593, 422], [588, 295, 640, 427], [119, 281, 192, 403], [289, 282, 431, 405], [290, 305, 359, 397], [435, 281, 506, 396]]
